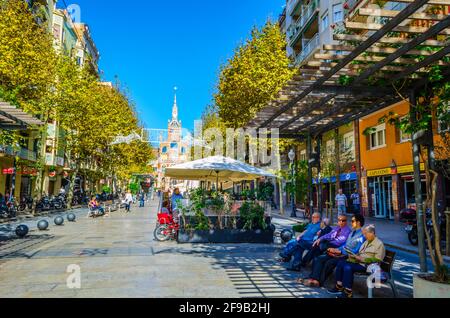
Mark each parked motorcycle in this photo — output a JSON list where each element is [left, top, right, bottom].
[[18, 196, 33, 212], [50, 195, 66, 210], [400, 208, 447, 246], [0, 200, 17, 219], [36, 196, 52, 212]]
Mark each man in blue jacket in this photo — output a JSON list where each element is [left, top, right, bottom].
[[278, 213, 322, 271]]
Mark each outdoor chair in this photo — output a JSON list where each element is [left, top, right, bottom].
[[354, 250, 399, 298]]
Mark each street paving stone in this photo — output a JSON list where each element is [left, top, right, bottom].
[[0, 199, 421, 298]]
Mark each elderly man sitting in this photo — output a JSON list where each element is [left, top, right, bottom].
[[278, 213, 322, 271]]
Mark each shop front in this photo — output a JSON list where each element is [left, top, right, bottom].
[[363, 164, 426, 221], [313, 172, 358, 210]]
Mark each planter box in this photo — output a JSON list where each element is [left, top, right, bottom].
[[413, 274, 450, 298], [177, 228, 275, 244]]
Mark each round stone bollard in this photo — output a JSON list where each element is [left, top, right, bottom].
[[15, 225, 29, 238], [37, 220, 49, 231], [67, 213, 76, 222], [280, 229, 294, 243], [54, 216, 64, 226]]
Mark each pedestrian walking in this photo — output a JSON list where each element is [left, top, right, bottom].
[[335, 189, 348, 216], [139, 192, 145, 207], [350, 189, 361, 215], [125, 190, 133, 213]]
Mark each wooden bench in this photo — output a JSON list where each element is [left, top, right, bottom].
[[355, 250, 399, 298]]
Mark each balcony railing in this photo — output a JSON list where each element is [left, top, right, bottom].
[[287, 0, 301, 16], [287, 0, 319, 45], [295, 33, 320, 66], [0, 145, 37, 162]]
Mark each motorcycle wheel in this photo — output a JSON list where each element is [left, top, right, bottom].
[[408, 230, 419, 246], [154, 224, 171, 242], [18, 204, 26, 212]]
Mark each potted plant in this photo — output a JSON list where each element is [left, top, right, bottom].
[[177, 188, 274, 244], [413, 164, 450, 298]]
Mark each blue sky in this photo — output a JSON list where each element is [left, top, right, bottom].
[[59, 0, 284, 132]]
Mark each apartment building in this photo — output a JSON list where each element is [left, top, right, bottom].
[[284, 0, 345, 66], [73, 23, 100, 74]]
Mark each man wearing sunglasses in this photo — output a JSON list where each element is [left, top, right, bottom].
[[299, 215, 365, 288]]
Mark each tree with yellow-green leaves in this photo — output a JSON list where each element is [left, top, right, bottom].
[[0, 0, 56, 110], [0, 0, 153, 209], [214, 21, 295, 128]]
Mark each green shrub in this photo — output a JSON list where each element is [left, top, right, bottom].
[[239, 201, 267, 230], [292, 223, 307, 233]]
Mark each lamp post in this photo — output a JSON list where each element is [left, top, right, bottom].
[[288, 149, 296, 218]]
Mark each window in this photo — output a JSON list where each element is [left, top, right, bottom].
[[53, 24, 61, 40], [162, 146, 167, 154], [300, 150, 307, 161], [320, 12, 329, 31], [170, 143, 178, 149], [342, 132, 354, 152], [369, 124, 386, 150], [332, 3, 343, 23]]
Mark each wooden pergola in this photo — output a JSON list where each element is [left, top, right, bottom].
[[246, 0, 449, 272], [247, 0, 450, 139], [0, 101, 44, 130]]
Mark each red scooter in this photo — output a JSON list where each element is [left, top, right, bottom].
[[154, 212, 179, 242]]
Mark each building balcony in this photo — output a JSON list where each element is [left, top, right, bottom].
[[294, 33, 320, 66], [287, 0, 319, 46], [287, 0, 301, 16], [0, 145, 37, 162]]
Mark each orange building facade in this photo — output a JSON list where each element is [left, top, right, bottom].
[[359, 100, 448, 221]]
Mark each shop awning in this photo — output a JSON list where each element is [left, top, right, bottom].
[[246, 0, 450, 138], [0, 101, 44, 129]]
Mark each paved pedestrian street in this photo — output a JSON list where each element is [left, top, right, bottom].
[[0, 198, 432, 298]]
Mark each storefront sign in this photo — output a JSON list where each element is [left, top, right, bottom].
[[396, 163, 425, 174], [312, 172, 357, 184], [368, 163, 426, 177], [2, 168, 14, 175], [21, 167, 38, 176], [367, 168, 392, 177]]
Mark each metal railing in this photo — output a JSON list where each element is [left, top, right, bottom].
[[295, 33, 320, 65], [0, 145, 37, 162], [287, 0, 302, 16], [287, 0, 319, 45]]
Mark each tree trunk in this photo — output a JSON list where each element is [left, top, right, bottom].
[[278, 178, 284, 216], [32, 119, 49, 215], [67, 164, 79, 210], [430, 169, 444, 268]]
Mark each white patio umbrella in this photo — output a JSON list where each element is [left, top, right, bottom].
[[164, 156, 276, 183]]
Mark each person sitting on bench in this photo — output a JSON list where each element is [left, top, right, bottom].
[[327, 224, 385, 299], [88, 196, 104, 217], [278, 213, 322, 271], [299, 214, 365, 288]]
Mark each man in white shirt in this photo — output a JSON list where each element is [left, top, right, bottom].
[[125, 191, 133, 213]]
